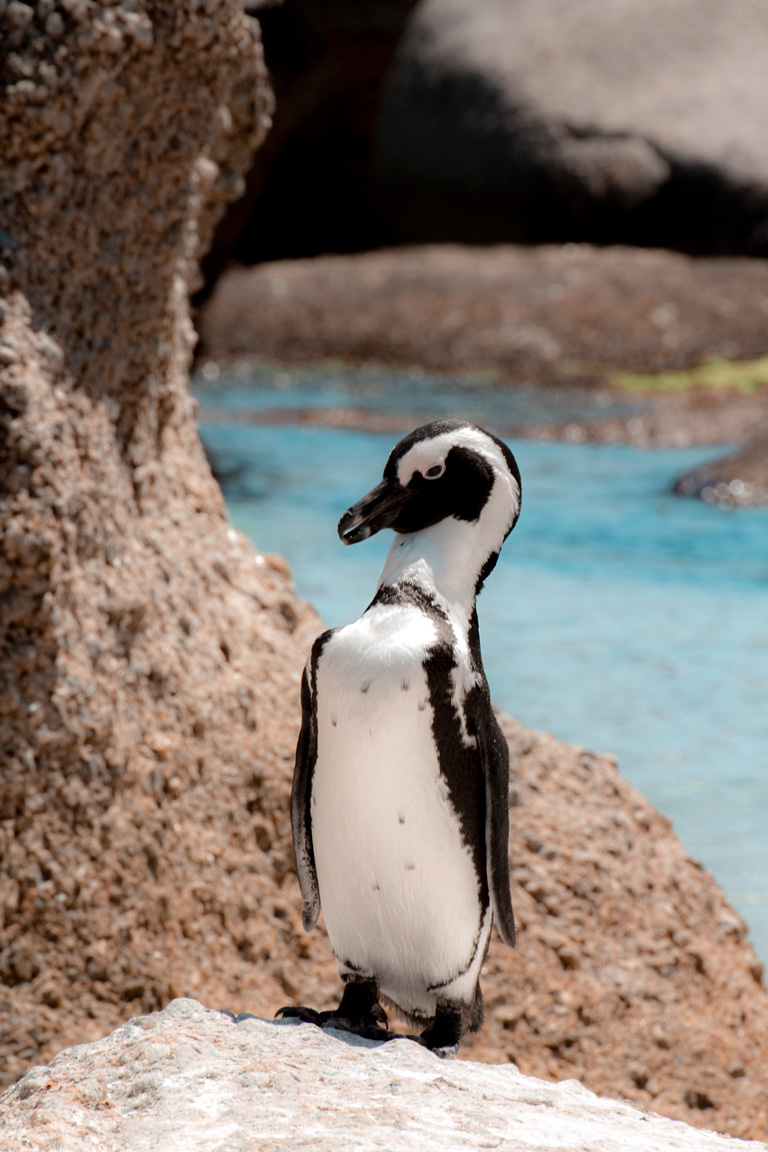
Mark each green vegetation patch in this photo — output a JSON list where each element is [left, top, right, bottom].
[[610, 356, 768, 393]]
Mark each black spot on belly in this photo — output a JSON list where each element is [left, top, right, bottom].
[[405, 863, 415, 872], [401, 680, 409, 691], [361, 682, 370, 694], [418, 699, 427, 712], [398, 812, 405, 825], [331, 716, 337, 727], [372, 884, 380, 892]]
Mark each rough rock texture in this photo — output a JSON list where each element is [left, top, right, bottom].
[[3, 1001, 767, 1152], [470, 720, 768, 1137], [0, 0, 316, 1091], [375, 0, 768, 253], [198, 245, 768, 381]]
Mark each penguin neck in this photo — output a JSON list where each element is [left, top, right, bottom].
[[378, 521, 485, 635]]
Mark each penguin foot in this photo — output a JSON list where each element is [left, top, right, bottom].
[[414, 999, 463, 1057], [275, 1005, 326, 1027], [412, 1035, 460, 1058], [275, 1004, 393, 1043], [277, 978, 393, 1042]]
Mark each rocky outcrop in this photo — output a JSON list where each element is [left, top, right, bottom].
[[469, 719, 768, 1140], [375, 0, 768, 253], [197, 243, 768, 451], [0, 0, 317, 1090], [205, 0, 768, 272], [3, 1001, 768, 1152], [198, 243, 768, 384]]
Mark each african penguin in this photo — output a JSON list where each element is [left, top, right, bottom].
[[277, 420, 521, 1053]]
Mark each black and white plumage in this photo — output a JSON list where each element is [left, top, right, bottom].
[[279, 420, 522, 1053]]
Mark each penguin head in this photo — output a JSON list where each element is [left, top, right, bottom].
[[339, 420, 521, 591]]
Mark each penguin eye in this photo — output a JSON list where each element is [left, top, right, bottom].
[[424, 463, 445, 480]]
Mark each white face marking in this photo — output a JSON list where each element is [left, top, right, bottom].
[[382, 427, 521, 628], [395, 426, 519, 516]]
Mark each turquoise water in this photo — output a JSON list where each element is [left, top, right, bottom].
[[195, 375, 768, 963]]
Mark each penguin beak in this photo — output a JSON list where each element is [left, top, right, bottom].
[[338, 478, 414, 545]]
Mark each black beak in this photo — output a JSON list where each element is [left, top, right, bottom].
[[338, 478, 414, 545]]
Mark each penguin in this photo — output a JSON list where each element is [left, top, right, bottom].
[[277, 420, 521, 1053]]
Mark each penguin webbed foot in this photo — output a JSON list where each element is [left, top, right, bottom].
[[275, 1005, 326, 1027], [412, 999, 464, 1058], [276, 977, 393, 1042]]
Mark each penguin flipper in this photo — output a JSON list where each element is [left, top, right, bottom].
[[469, 689, 516, 948], [291, 662, 320, 931]]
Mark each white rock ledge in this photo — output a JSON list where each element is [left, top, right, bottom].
[[1, 999, 765, 1152]]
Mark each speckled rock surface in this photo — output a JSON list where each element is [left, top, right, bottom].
[[0, 0, 314, 1095], [2, 999, 767, 1152], [197, 243, 768, 391]]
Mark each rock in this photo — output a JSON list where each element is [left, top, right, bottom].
[[469, 720, 768, 1141], [197, 242, 768, 449], [674, 435, 768, 506], [201, 0, 419, 289], [1, 999, 767, 1152], [374, 0, 768, 254], [198, 241, 768, 384], [0, 0, 317, 1095]]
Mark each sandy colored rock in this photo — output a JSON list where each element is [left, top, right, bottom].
[[2, 999, 767, 1152], [0, 0, 302, 1091], [470, 719, 768, 1139]]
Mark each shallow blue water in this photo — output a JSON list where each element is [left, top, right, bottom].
[[195, 376, 768, 963]]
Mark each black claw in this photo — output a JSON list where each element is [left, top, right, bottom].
[[277, 980, 396, 1042], [276, 1003, 394, 1042], [275, 1005, 324, 1026]]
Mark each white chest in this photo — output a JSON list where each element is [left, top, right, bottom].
[[309, 602, 485, 1014]]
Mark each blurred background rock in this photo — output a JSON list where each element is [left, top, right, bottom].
[[203, 0, 768, 288]]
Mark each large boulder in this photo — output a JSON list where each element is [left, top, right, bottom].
[[0, 0, 318, 1089], [1, 999, 766, 1152], [198, 244, 768, 381], [374, 0, 768, 253]]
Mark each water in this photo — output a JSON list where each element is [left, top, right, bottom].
[[194, 371, 768, 962]]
